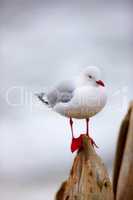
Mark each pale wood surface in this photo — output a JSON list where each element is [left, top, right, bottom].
[[56, 135, 114, 200]]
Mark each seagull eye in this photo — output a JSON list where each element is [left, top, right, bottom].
[[88, 75, 92, 79]]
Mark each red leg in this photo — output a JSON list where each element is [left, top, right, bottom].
[[86, 118, 89, 136], [69, 118, 82, 153], [69, 117, 74, 139], [86, 118, 98, 148]]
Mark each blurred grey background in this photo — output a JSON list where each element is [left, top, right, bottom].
[[0, 0, 133, 199]]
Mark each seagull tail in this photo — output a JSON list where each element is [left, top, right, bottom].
[[35, 92, 49, 106]]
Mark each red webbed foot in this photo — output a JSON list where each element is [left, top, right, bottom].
[[71, 134, 98, 153], [71, 135, 83, 153]]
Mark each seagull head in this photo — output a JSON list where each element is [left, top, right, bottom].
[[81, 66, 105, 87]]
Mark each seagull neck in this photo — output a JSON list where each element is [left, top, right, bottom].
[[78, 81, 97, 87]]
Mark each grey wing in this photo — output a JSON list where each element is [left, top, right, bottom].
[[47, 80, 75, 107]]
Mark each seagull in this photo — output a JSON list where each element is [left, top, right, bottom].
[[36, 66, 107, 152]]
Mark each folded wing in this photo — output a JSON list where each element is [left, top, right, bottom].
[[37, 80, 75, 107]]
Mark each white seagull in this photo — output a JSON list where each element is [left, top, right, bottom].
[[36, 66, 107, 152]]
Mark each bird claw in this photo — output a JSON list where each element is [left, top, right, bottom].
[[71, 134, 98, 153], [89, 137, 99, 148]]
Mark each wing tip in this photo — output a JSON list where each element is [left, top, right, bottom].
[[35, 93, 49, 105]]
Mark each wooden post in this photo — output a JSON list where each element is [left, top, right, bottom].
[[113, 102, 133, 200], [56, 135, 114, 200]]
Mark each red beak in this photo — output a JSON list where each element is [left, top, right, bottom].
[[96, 80, 105, 87]]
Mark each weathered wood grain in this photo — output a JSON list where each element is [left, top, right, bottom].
[[113, 102, 133, 200], [56, 135, 114, 200]]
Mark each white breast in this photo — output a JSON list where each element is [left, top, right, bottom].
[[54, 86, 107, 119]]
